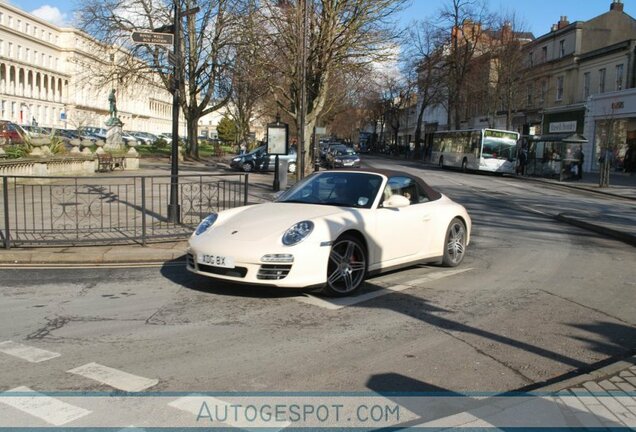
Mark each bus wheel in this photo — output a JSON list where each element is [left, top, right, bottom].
[[461, 159, 467, 172], [439, 156, 444, 168]]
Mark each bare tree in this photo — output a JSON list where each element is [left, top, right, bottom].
[[403, 19, 446, 159], [486, 13, 531, 129], [378, 73, 413, 154], [76, 0, 239, 158], [439, 0, 494, 129], [252, 0, 406, 176]]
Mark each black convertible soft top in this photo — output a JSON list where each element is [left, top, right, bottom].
[[351, 168, 443, 202]]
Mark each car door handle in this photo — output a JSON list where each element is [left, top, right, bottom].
[[422, 214, 432, 222]]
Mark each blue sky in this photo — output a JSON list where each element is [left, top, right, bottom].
[[11, 0, 633, 37]]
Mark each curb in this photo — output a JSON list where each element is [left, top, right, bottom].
[[534, 355, 636, 393], [517, 175, 636, 202], [556, 213, 636, 247]]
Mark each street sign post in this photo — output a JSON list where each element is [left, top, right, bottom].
[[130, 31, 174, 46]]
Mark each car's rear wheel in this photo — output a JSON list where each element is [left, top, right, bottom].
[[442, 218, 467, 267], [322, 234, 367, 297], [241, 162, 253, 172]]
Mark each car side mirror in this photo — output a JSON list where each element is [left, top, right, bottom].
[[383, 194, 410, 209]]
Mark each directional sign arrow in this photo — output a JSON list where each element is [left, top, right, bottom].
[[131, 31, 174, 46]]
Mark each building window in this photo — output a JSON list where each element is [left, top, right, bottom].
[[528, 51, 534, 67], [542, 46, 548, 62], [616, 64, 624, 91], [599, 68, 606, 93], [556, 76, 564, 101], [583, 72, 590, 98], [527, 84, 533, 106], [559, 40, 565, 58], [17, 19, 21, 31]]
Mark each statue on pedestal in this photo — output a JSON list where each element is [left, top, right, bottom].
[[105, 89, 123, 127]]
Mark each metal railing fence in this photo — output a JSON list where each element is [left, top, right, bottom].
[[0, 173, 248, 248]]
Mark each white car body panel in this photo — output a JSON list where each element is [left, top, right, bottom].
[[187, 172, 471, 289]]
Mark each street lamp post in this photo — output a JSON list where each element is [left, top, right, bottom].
[[298, 0, 309, 180], [167, 0, 182, 223], [167, 1, 199, 223]]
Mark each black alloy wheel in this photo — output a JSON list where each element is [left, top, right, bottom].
[[322, 234, 367, 297], [442, 218, 467, 267]]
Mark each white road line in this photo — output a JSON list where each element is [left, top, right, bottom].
[[0, 340, 61, 363], [296, 268, 474, 310], [67, 362, 158, 392], [0, 386, 91, 426], [169, 395, 290, 430]]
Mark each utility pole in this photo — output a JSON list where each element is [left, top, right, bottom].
[[167, 1, 199, 223], [167, 0, 182, 223], [298, 0, 309, 180]]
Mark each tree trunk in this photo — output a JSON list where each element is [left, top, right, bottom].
[[187, 118, 199, 159]]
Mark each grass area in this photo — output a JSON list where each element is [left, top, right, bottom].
[[135, 142, 235, 158]]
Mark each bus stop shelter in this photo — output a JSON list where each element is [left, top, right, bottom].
[[519, 133, 588, 181]]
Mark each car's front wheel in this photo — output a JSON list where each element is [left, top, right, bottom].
[[288, 162, 297, 174], [322, 234, 367, 297], [241, 162, 253, 172], [442, 218, 467, 267]]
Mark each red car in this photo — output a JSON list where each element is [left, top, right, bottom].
[[0, 120, 26, 144]]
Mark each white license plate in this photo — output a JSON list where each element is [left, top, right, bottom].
[[197, 254, 235, 268], [344, 161, 354, 166]]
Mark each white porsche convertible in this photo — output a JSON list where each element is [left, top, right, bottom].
[[187, 169, 471, 296]]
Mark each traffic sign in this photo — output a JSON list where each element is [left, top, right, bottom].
[[131, 31, 174, 46]]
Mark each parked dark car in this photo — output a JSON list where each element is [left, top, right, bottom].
[[0, 121, 26, 144], [230, 145, 297, 174], [326, 146, 361, 169]]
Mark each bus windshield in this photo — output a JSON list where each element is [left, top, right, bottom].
[[482, 137, 517, 160]]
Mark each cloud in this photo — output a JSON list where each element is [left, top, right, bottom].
[[30, 5, 67, 26]]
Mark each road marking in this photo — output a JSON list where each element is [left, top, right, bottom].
[[169, 395, 290, 430], [67, 362, 158, 392], [296, 268, 474, 310], [0, 340, 61, 363], [0, 386, 91, 426]]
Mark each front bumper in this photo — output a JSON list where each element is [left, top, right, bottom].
[[332, 160, 361, 168], [186, 240, 331, 288]]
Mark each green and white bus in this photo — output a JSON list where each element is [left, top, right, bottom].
[[432, 128, 519, 174]]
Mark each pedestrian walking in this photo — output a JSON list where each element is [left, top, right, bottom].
[[517, 146, 528, 176], [576, 147, 584, 180], [239, 141, 247, 155]]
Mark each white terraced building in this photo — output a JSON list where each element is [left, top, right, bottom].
[[0, 1, 178, 135]]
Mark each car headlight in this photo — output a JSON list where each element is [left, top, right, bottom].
[[282, 221, 314, 246], [335, 158, 342, 163], [232, 157, 241, 162], [195, 213, 218, 236]]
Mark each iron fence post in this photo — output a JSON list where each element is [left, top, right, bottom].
[[141, 177, 147, 246], [244, 173, 248, 206], [2, 177, 10, 249]]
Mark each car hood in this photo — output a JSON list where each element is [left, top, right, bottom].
[[194, 202, 353, 243]]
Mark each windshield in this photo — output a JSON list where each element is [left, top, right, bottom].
[[277, 172, 383, 209], [336, 148, 357, 156], [482, 138, 517, 160]]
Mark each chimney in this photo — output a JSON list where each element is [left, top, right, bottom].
[[557, 16, 570, 29], [610, 0, 624, 12]]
